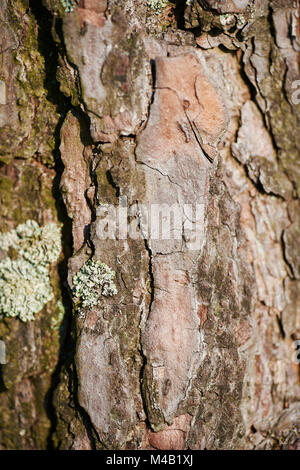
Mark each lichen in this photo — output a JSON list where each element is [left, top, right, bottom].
[[51, 300, 66, 330], [72, 260, 118, 311], [60, 0, 77, 13], [220, 13, 235, 26], [0, 220, 61, 322], [147, 0, 168, 14]]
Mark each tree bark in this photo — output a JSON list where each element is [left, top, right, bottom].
[[0, 0, 300, 450]]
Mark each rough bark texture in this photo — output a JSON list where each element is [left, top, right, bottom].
[[0, 0, 299, 450]]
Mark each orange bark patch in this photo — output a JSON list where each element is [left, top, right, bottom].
[[146, 414, 192, 450], [77, 8, 106, 28], [77, 0, 107, 28], [137, 53, 227, 165], [79, 0, 107, 13]]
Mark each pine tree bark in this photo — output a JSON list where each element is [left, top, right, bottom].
[[0, 0, 299, 450]]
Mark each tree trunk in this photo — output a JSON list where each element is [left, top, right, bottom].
[[0, 0, 299, 450]]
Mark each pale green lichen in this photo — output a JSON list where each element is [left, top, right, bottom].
[[60, 0, 77, 13], [236, 15, 246, 28], [73, 260, 118, 311], [0, 220, 61, 322], [147, 0, 168, 14], [220, 13, 235, 26], [51, 300, 66, 330]]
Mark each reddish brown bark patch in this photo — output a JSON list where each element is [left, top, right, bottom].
[[145, 414, 192, 450], [197, 304, 207, 329]]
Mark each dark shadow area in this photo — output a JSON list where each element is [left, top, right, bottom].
[[28, 0, 98, 449], [0, 365, 7, 393], [172, 0, 188, 30]]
